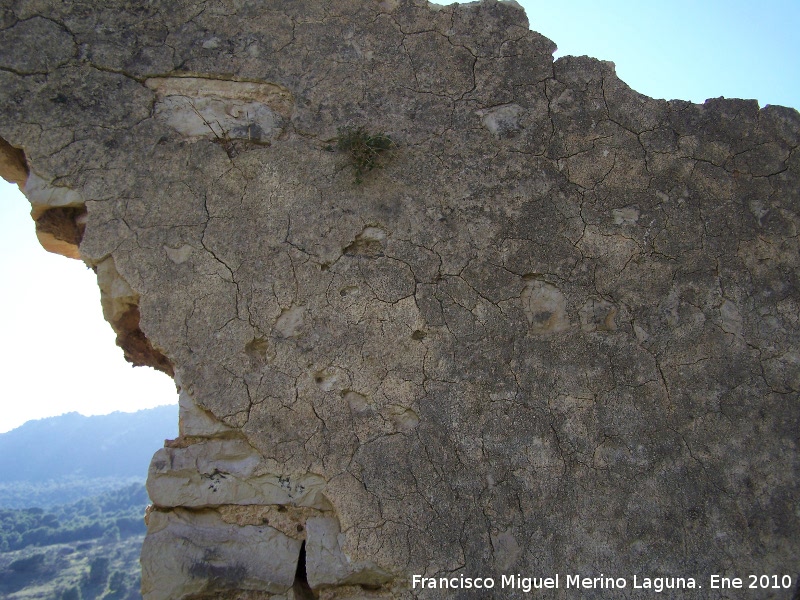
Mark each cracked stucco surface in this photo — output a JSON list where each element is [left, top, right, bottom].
[[1, 0, 799, 598]]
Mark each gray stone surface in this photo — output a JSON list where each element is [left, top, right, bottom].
[[305, 516, 392, 589], [142, 509, 302, 599], [2, 0, 799, 598], [148, 437, 331, 509]]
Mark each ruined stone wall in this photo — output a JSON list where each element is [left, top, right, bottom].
[[1, 1, 799, 598]]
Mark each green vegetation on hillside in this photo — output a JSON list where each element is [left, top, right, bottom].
[[0, 534, 143, 600], [0, 483, 148, 599], [0, 408, 171, 598], [0, 483, 148, 552], [0, 476, 145, 510]]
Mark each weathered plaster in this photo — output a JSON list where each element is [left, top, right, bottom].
[[1, 0, 799, 598]]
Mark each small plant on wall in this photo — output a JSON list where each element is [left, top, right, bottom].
[[332, 126, 395, 184]]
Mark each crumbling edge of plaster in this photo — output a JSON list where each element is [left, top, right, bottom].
[[1, 136, 175, 377]]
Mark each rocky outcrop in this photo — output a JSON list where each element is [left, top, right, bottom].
[[2, 0, 799, 598]]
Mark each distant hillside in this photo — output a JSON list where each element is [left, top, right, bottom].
[[0, 483, 148, 599], [0, 406, 177, 508]]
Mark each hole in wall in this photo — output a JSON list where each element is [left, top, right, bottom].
[[114, 304, 175, 377], [35, 206, 86, 245], [292, 541, 316, 600], [0, 136, 29, 187]]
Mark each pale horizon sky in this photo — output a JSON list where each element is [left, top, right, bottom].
[[0, 186, 178, 433], [521, 0, 799, 110], [1, 1, 798, 433]]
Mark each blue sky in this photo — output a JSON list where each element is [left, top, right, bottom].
[[1, 1, 798, 432], [518, 0, 800, 109]]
